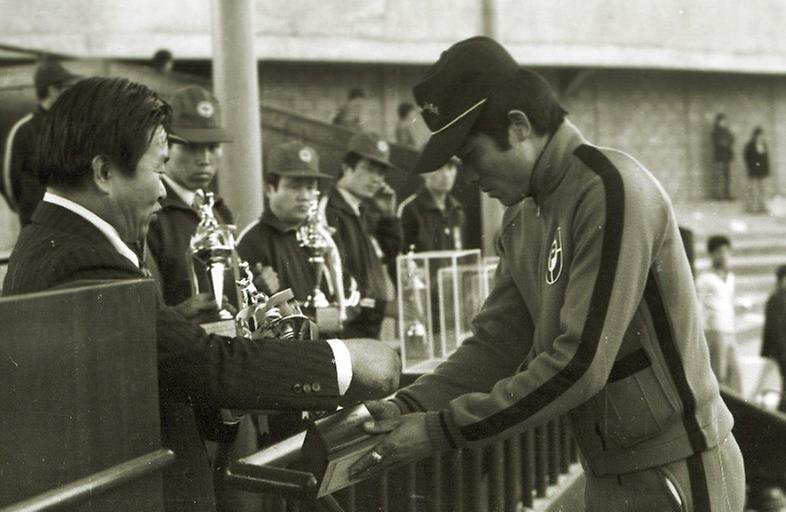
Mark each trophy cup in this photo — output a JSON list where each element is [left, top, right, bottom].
[[296, 196, 353, 333], [235, 261, 315, 342], [401, 250, 429, 357], [189, 190, 239, 321], [297, 199, 331, 310]]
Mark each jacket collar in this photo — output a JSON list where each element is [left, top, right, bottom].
[[414, 187, 461, 213], [529, 119, 588, 205], [30, 201, 143, 274], [327, 187, 358, 216], [260, 208, 300, 234], [159, 179, 226, 213]]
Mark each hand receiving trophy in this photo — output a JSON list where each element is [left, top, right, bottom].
[[189, 189, 239, 320]]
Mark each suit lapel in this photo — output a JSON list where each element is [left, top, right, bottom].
[[32, 202, 144, 276]]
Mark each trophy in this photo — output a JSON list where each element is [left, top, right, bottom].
[[235, 261, 314, 342], [188, 190, 239, 320], [296, 196, 358, 332], [296, 199, 331, 310], [401, 249, 429, 356]]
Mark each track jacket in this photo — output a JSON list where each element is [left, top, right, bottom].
[[393, 120, 733, 476]]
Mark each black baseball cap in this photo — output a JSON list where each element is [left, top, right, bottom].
[[413, 36, 520, 173], [346, 132, 397, 170], [169, 86, 232, 144], [267, 141, 333, 180]]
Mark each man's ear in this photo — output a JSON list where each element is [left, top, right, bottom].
[[507, 110, 533, 143], [90, 155, 113, 195], [263, 182, 275, 197]]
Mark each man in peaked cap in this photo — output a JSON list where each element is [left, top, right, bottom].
[[324, 131, 403, 339], [2, 60, 80, 225], [237, 141, 334, 304], [146, 85, 235, 317], [351, 37, 745, 511]]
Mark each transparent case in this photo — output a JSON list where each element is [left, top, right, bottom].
[[397, 249, 487, 372]]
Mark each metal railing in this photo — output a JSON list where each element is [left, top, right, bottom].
[[0, 449, 174, 512], [229, 415, 582, 512]]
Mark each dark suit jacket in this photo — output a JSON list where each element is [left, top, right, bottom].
[[3, 201, 343, 512]]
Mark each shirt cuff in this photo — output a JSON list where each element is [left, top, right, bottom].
[[326, 338, 353, 395]]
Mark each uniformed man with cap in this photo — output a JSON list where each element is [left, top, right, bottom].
[[237, 141, 335, 306], [146, 85, 235, 321], [351, 36, 745, 512], [2, 60, 80, 225], [324, 132, 403, 339]]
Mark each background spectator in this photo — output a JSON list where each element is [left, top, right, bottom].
[[332, 87, 368, 131], [744, 126, 770, 214], [1, 59, 80, 225], [696, 234, 742, 392], [398, 157, 465, 252], [395, 101, 418, 147], [711, 113, 735, 200], [151, 48, 174, 74], [762, 264, 786, 412]]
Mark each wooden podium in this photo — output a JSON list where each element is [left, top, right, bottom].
[[0, 280, 173, 511]]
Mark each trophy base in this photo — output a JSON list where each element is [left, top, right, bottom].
[[217, 308, 235, 320], [303, 305, 342, 334]]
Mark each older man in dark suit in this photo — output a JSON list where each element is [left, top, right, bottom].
[[2, 77, 400, 512]]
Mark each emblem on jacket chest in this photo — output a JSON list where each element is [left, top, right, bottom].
[[546, 227, 563, 285]]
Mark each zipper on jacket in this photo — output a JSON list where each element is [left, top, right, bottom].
[[594, 423, 608, 451]]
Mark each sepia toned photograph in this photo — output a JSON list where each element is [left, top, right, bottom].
[[1, 1, 784, 511]]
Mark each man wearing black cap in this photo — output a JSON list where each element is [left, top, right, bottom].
[[2, 60, 80, 225], [352, 37, 744, 511], [237, 141, 335, 304], [324, 132, 403, 339], [146, 85, 236, 319]]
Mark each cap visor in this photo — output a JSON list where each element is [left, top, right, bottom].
[[352, 152, 399, 172], [414, 103, 484, 174], [272, 170, 335, 180], [172, 127, 233, 144]]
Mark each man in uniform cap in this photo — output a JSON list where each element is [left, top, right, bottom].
[[324, 132, 403, 339], [351, 36, 745, 512], [2, 60, 80, 225], [237, 141, 334, 304], [146, 85, 235, 320]]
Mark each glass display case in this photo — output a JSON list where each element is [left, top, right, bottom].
[[397, 249, 488, 373]]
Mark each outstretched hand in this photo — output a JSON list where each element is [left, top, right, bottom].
[[348, 412, 433, 480]]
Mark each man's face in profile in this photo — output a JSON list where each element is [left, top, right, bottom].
[[108, 126, 169, 242]]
